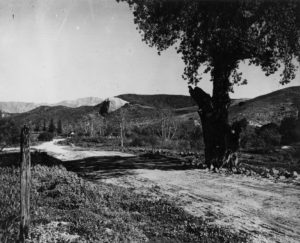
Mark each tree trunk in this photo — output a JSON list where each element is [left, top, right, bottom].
[[189, 63, 235, 169]]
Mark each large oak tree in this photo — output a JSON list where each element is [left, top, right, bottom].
[[119, 0, 300, 168]]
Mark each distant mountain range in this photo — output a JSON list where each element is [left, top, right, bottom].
[[0, 97, 103, 113], [53, 97, 103, 108]]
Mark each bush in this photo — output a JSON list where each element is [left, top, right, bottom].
[[128, 125, 159, 148], [37, 132, 54, 142], [280, 117, 300, 145], [129, 134, 158, 147], [258, 123, 281, 147], [0, 118, 19, 149], [240, 123, 281, 152]]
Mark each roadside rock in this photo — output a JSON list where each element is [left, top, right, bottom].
[[105, 228, 114, 236], [239, 167, 246, 174], [267, 173, 273, 179], [271, 168, 279, 177], [284, 171, 292, 178]]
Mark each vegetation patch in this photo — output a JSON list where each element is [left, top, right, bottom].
[[0, 164, 248, 242]]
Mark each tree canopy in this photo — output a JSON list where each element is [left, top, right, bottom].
[[120, 0, 300, 87]]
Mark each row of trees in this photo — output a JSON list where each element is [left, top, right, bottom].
[[101, 106, 186, 150], [34, 119, 63, 134]]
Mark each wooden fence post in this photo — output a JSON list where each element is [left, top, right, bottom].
[[20, 125, 31, 242]]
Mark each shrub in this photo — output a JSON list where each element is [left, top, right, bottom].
[[0, 118, 19, 150], [258, 123, 281, 147], [240, 123, 281, 152], [37, 132, 54, 142], [176, 139, 192, 151], [129, 134, 158, 147], [280, 117, 300, 145]]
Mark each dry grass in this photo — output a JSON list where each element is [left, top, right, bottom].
[[0, 164, 248, 242]]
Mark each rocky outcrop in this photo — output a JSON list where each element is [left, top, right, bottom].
[[99, 97, 128, 115]]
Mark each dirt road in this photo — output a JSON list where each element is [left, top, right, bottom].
[[33, 139, 135, 161], [31, 141, 300, 242], [5, 140, 299, 242], [103, 169, 300, 243]]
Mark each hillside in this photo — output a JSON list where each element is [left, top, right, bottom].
[[116, 87, 300, 126], [117, 94, 195, 109], [6, 86, 300, 133], [229, 86, 300, 125], [10, 105, 99, 132]]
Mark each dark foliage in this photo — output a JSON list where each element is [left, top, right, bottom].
[[240, 122, 281, 152], [56, 120, 63, 134], [120, 0, 299, 85], [42, 119, 46, 132], [280, 117, 300, 144], [37, 132, 54, 142], [0, 118, 19, 150], [34, 123, 40, 132], [48, 118, 56, 133], [258, 123, 281, 147]]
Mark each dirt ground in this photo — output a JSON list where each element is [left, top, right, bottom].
[[6, 140, 300, 242], [102, 169, 300, 243], [34, 139, 135, 160]]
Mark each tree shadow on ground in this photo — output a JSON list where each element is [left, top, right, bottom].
[[63, 153, 188, 180], [0, 152, 189, 180], [0, 151, 62, 167]]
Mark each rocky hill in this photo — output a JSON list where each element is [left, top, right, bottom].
[[100, 97, 128, 115]]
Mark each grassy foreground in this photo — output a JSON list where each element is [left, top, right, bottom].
[[0, 165, 248, 242]]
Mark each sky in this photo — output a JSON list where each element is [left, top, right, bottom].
[[0, 0, 299, 103]]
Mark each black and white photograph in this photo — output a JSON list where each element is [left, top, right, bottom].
[[0, 0, 299, 242]]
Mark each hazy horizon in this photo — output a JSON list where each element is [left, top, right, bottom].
[[1, 85, 300, 105], [0, 0, 299, 103]]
